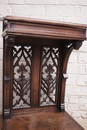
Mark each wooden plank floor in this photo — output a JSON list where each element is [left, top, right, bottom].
[[1, 111, 84, 130]]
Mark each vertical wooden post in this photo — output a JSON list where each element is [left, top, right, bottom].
[[31, 45, 40, 107], [60, 43, 73, 111], [3, 37, 14, 118]]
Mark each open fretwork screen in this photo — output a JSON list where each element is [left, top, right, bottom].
[[12, 46, 32, 109], [12, 44, 59, 109], [40, 46, 59, 106]]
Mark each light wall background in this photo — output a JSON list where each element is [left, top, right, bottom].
[[0, 0, 87, 129]]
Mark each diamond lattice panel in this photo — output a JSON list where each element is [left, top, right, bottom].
[[12, 46, 32, 109], [40, 47, 59, 106]]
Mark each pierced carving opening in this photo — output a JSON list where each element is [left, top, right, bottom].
[[12, 46, 32, 109], [40, 47, 59, 106]]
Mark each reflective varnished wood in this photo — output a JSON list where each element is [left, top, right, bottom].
[[2, 16, 86, 40], [3, 111, 84, 130]]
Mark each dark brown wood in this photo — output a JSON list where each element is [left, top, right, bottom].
[[12, 45, 33, 110], [39, 46, 59, 107], [2, 16, 86, 40], [61, 43, 74, 111], [2, 16, 86, 129], [3, 37, 12, 117], [31, 45, 41, 107], [2, 110, 84, 130], [0, 115, 3, 130]]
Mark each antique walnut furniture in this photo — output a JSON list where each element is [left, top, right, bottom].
[[1, 16, 87, 130]]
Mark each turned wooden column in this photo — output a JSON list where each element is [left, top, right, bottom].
[[2, 16, 86, 118]]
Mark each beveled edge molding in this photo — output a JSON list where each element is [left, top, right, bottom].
[[3, 16, 87, 29], [2, 16, 86, 41]]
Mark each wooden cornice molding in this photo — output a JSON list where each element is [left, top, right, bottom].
[[2, 16, 86, 41]]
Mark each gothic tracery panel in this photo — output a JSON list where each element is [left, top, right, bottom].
[[12, 46, 32, 109], [40, 47, 59, 106]]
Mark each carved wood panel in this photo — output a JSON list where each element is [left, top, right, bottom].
[[12, 46, 32, 109], [40, 47, 59, 106]]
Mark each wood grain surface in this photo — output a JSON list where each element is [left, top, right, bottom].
[[3, 111, 84, 130]]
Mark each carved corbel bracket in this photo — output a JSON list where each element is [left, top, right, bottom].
[[73, 41, 83, 50], [59, 41, 83, 111]]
